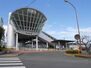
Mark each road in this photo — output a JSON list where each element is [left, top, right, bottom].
[[18, 51, 91, 68]]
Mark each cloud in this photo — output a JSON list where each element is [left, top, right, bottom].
[[80, 27, 91, 33], [3, 24, 91, 40], [44, 26, 91, 40]]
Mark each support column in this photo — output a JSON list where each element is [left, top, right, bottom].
[[58, 41, 61, 49], [55, 43, 56, 49], [46, 42, 48, 49], [36, 36, 38, 50], [65, 43, 68, 49], [7, 13, 16, 48], [32, 40, 33, 49], [16, 33, 19, 50]]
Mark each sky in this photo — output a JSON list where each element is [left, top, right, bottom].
[[0, 0, 91, 40]]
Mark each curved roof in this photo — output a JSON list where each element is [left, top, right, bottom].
[[10, 7, 47, 20], [10, 7, 47, 35]]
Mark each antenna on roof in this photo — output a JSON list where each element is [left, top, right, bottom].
[[27, 0, 37, 7]]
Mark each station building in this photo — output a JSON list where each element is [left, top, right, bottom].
[[7, 7, 73, 50]]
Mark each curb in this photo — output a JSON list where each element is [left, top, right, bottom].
[[17, 53, 24, 56], [75, 55, 91, 58], [0, 54, 18, 57], [65, 53, 77, 56], [0, 52, 19, 57], [65, 53, 91, 58]]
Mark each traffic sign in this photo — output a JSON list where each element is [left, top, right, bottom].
[[74, 34, 80, 40]]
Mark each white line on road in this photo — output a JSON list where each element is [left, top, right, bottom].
[[0, 58, 20, 60], [0, 60, 21, 62], [0, 57, 26, 68], [0, 66, 26, 68], [0, 63, 23, 65]]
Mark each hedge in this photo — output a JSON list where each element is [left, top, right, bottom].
[[65, 50, 81, 54]]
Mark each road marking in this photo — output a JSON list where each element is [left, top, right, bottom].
[[0, 63, 23, 65], [0, 66, 26, 68], [0, 61, 21, 62], [0, 57, 26, 68], [0, 57, 20, 60]]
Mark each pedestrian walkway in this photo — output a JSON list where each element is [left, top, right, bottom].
[[0, 57, 26, 68]]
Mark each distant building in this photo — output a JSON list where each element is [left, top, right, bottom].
[[0, 17, 3, 27]]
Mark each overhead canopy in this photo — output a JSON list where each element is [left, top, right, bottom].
[[52, 40, 74, 43]]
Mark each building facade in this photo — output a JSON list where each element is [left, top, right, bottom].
[[7, 7, 74, 50], [7, 7, 47, 50]]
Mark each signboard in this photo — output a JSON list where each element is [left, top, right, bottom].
[[74, 34, 80, 40]]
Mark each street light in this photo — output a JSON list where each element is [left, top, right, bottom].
[[64, 0, 81, 49]]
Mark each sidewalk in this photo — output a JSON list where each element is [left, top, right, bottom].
[[0, 49, 64, 57], [0, 50, 19, 57]]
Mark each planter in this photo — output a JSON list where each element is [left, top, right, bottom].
[[65, 50, 81, 54]]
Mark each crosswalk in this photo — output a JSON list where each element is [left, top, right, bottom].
[[0, 57, 26, 68]]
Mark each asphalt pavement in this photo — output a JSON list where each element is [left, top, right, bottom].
[[18, 51, 91, 68]]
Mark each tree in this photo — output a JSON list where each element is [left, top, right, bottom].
[[0, 26, 4, 44], [81, 35, 91, 54]]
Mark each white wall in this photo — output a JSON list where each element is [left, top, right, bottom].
[[7, 23, 16, 48], [7, 13, 16, 48]]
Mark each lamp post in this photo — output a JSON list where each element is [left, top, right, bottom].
[[64, 0, 81, 49]]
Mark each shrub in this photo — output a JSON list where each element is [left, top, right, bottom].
[[0, 48, 7, 51], [0, 26, 4, 42], [65, 50, 81, 54], [0, 45, 6, 51]]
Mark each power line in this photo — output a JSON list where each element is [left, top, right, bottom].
[[27, 0, 37, 7]]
